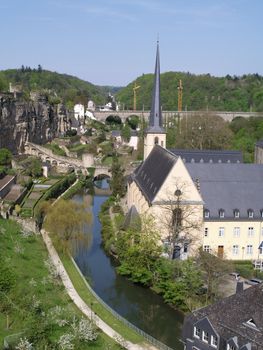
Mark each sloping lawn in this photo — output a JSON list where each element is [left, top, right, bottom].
[[0, 219, 118, 349]]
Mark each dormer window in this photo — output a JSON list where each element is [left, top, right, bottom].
[[248, 209, 254, 218], [245, 318, 258, 329], [219, 209, 225, 218], [227, 345, 236, 350], [204, 209, 210, 218], [202, 331, 209, 343], [234, 209, 240, 218], [211, 335, 218, 347], [194, 326, 201, 338]]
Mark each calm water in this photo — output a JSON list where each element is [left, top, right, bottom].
[[73, 184, 184, 350]]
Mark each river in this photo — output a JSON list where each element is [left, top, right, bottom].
[[73, 183, 184, 350]]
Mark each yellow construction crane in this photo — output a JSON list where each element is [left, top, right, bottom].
[[133, 82, 140, 111], [177, 79, 183, 112]]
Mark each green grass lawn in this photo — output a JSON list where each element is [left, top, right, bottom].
[[0, 219, 120, 349]]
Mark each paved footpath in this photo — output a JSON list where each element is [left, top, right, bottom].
[[41, 229, 157, 350]]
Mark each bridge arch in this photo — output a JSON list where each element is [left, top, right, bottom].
[[105, 115, 122, 125]]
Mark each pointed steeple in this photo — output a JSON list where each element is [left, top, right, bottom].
[[146, 41, 165, 134]]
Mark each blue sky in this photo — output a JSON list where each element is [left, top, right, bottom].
[[1, 0, 263, 86]]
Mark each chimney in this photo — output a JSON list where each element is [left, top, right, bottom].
[[236, 281, 244, 294]]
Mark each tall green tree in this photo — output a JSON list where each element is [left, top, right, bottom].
[[197, 248, 232, 303], [110, 156, 126, 197], [44, 199, 91, 255], [117, 215, 162, 285]]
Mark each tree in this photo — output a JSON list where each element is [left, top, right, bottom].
[[116, 215, 162, 285], [159, 181, 202, 259], [44, 199, 91, 255], [127, 115, 139, 130], [197, 248, 232, 303], [174, 114, 234, 150], [110, 156, 126, 197], [121, 124, 131, 142], [0, 148, 12, 166], [23, 157, 42, 177]]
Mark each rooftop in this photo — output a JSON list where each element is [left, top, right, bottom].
[[187, 283, 263, 348], [170, 149, 243, 164], [133, 145, 178, 203], [186, 163, 263, 219]]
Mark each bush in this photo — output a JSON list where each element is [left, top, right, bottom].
[[234, 263, 254, 278], [42, 173, 76, 201]]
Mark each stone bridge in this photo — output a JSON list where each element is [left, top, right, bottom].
[[93, 110, 263, 123], [93, 165, 111, 179], [24, 142, 111, 178]]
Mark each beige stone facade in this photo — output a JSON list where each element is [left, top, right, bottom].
[[203, 220, 263, 260], [127, 150, 263, 262]]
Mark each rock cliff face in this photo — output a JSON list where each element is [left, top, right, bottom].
[[0, 95, 70, 153]]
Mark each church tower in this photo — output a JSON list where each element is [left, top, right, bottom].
[[144, 41, 166, 161]]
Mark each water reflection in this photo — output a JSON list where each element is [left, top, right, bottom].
[[73, 181, 184, 350]]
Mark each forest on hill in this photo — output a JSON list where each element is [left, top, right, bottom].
[[116, 72, 263, 112], [0, 66, 109, 108]]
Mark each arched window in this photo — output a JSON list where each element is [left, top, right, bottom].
[[154, 136, 159, 145]]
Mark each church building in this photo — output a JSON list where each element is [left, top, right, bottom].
[[127, 43, 263, 264]]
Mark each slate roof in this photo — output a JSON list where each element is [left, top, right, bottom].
[[133, 145, 178, 203], [169, 149, 243, 163], [186, 163, 263, 219], [185, 283, 263, 349]]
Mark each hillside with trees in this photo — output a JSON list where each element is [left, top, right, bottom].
[[116, 72, 263, 112], [0, 66, 108, 108]]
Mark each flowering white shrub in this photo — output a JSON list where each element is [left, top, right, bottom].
[[48, 306, 69, 327], [57, 333, 74, 350], [31, 295, 40, 309], [15, 337, 34, 350], [72, 317, 98, 342]]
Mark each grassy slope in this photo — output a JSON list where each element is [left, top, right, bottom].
[[0, 219, 118, 349]]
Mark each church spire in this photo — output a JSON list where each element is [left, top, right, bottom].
[[147, 41, 165, 134], [143, 41, 166, 160]]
